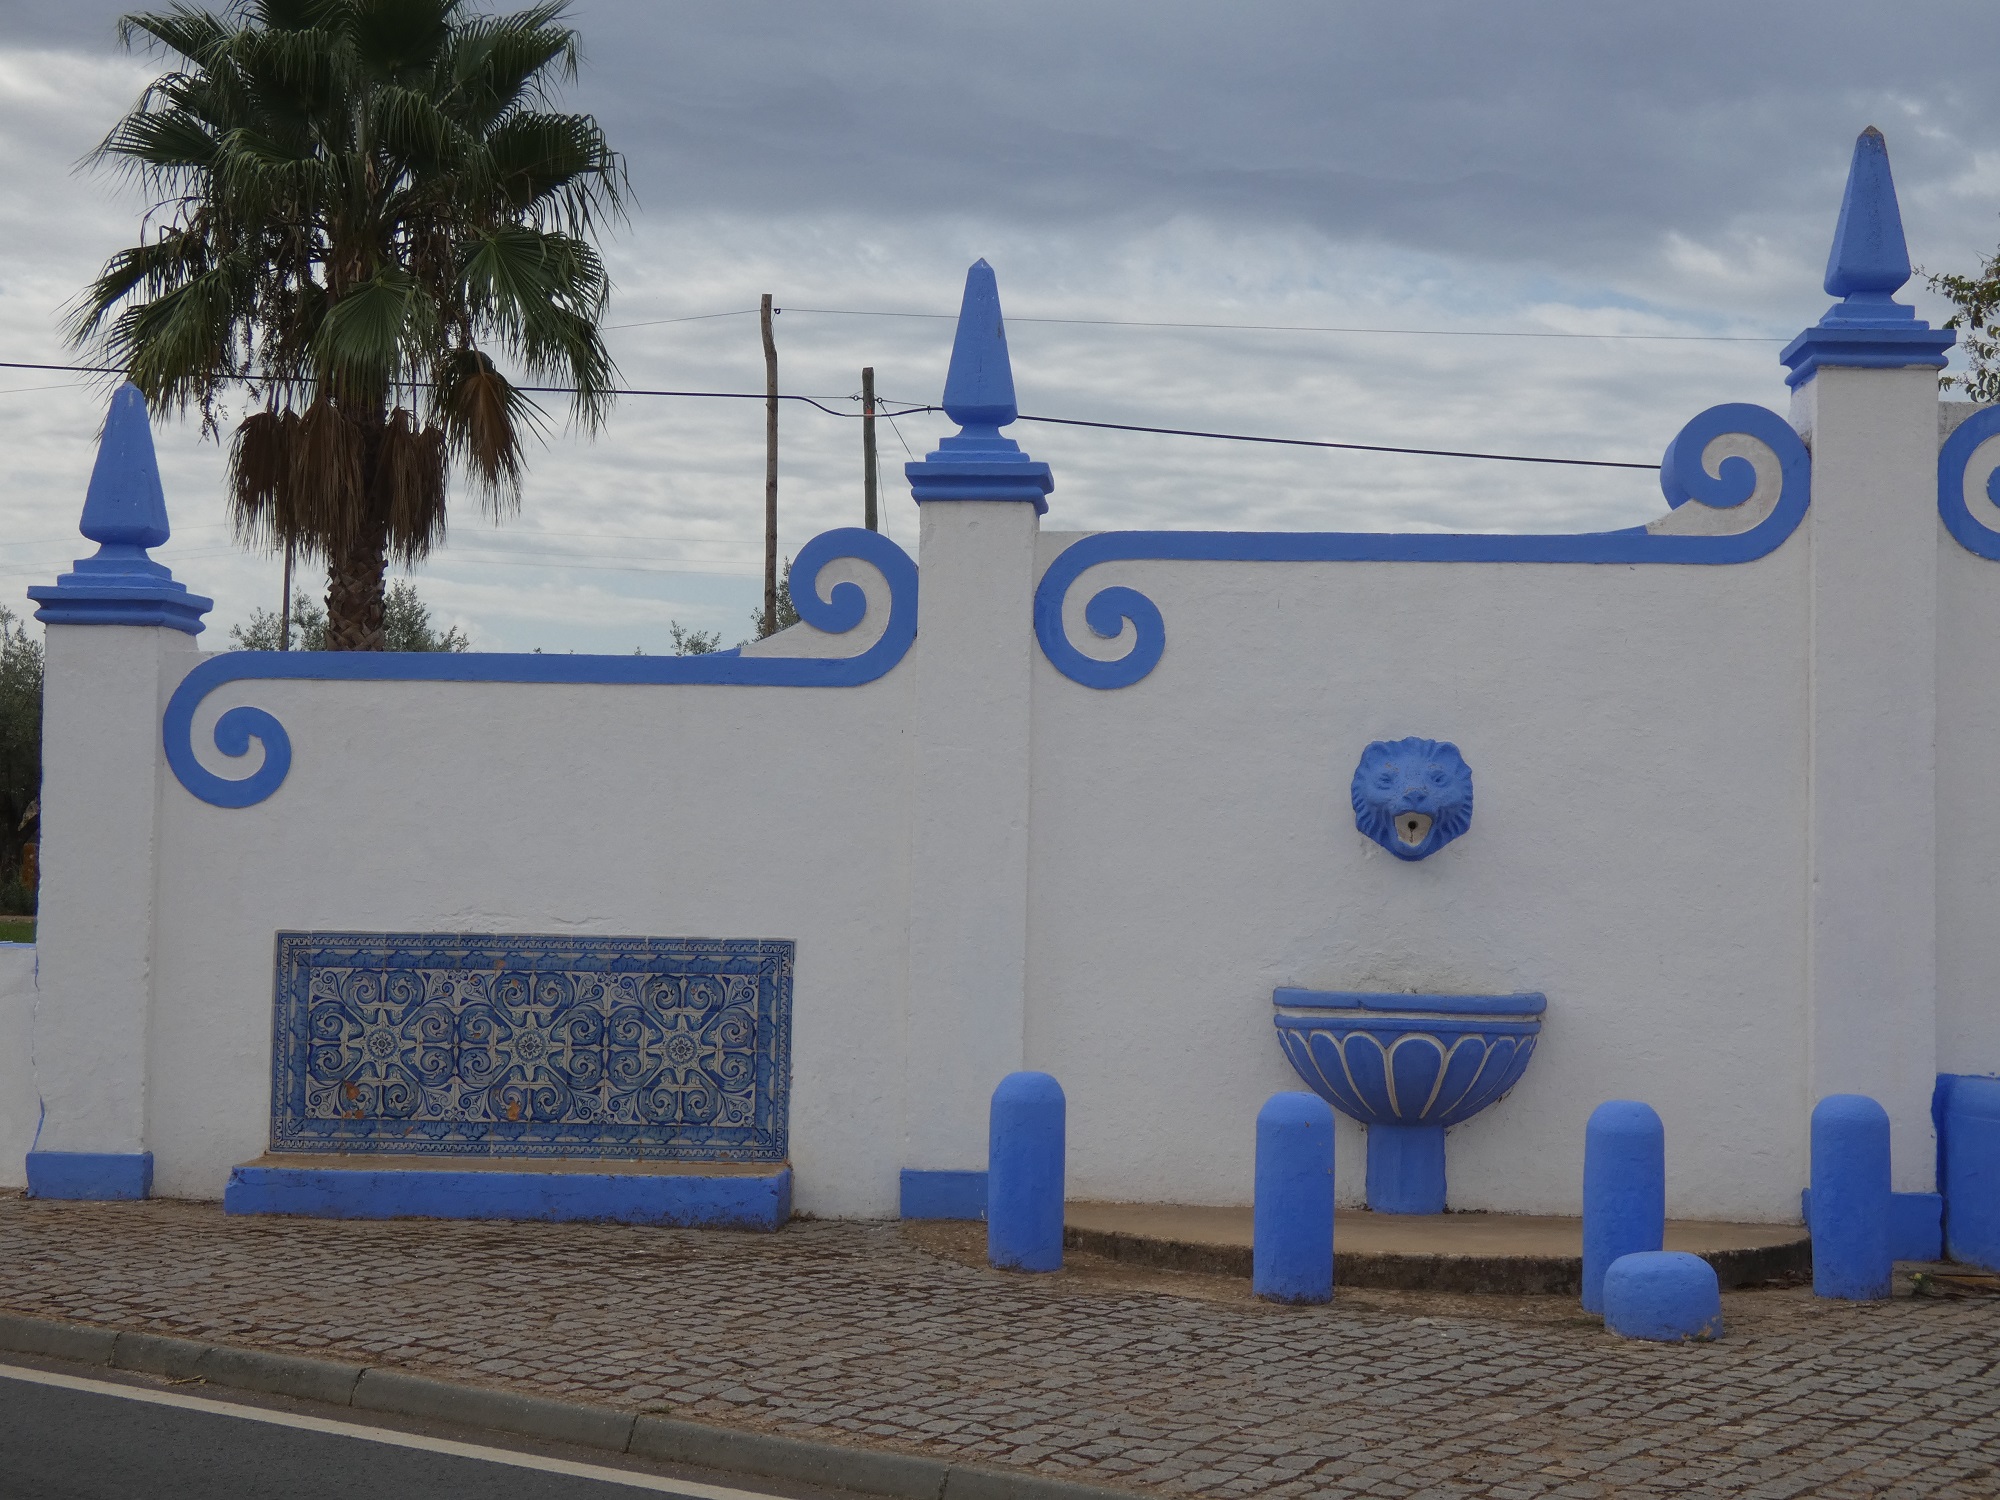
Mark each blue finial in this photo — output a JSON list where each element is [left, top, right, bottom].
[[905, 260, 1054, 512], [1780, 127, 1952, 388], [28, 382, 212, 633], [81, 383, 172, 550], [942, 259, 1017, 430], [1824, 128, 1912, 300]]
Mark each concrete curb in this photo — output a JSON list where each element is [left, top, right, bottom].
[[1062, 1224, 1813, 1296], [0, 1311, 1133, 1500]]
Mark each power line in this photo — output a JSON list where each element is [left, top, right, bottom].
[[779, 306, 1787, 343], [602, 308, 760, 332], [0, 360, 1656, 468], [1011, 413, 1658, 470]]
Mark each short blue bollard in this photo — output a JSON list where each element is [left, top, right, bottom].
[[1811, 1093, 1892, 1300], [1581, 1100, 1665, 1315], [1602, 1251, 1723, 1342], [1253, 1092, 1336, 1303], [1942, 1076, 2000, 1271], [988, 1071, 1065, 1272]]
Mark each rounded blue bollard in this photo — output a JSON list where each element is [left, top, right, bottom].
[[988, 1071, 1065, 1272], [1602, 1251, 1723, 1342], [1253, 1092, 1336, 1303], [1581, 1100, 1665, 1315], [1811, 1093, 1892, 1300]]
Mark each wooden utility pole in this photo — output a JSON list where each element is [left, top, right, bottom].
[[279, 535, 295, 651], [862, 365, 878, 532], [761, 293, 778, 635]]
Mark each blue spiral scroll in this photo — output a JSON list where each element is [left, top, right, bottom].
[[1939, 405, 2000, 560], [1033, 402, 1811, 689], [164, 526, 918, 808]]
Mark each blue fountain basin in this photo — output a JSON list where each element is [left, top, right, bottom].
[[1272, 989, 1545, 1129]]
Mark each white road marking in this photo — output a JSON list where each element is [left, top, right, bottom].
[[0, 1361, 779, 1499]]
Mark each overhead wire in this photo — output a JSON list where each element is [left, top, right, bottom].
[[0, 360, 1657, 470]]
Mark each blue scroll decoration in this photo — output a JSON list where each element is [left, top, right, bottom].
[[1033, 402, 1811, 690], [165, 525, 917, 808], [1939, 405, 2000, 561]]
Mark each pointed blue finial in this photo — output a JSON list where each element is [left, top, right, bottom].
[[1781, 127, 1952, 388], [81, 383, 172, 550], [28, 382, 212, 633], [1824, 127, 1912, 300], [905, 260, 1053, 512], [942, 259, 1017, 430]]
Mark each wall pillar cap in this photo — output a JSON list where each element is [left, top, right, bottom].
[[28, 383, 212, 633], [1782, 127, 1953, 389], [904, 259, 1054, 512]]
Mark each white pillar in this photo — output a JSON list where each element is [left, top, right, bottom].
[[1781, 128, 1954, 1192], [903, 501, 1040, 1177], [31, 626, 191, 1166], [897, 260, 1052, 1211], [1794, 367, 1942, 1190], [24, 383, 211, 1197]]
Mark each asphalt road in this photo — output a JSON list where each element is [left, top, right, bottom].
[[0, 1362, 773, 1500]]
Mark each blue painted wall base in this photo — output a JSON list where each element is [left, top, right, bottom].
[[223, 1162, 792, 1230], [1365, 1123, 1446, 1214], [900, 1169, 988, 1220], [26, 1151, 153, 1201], [1801, 1188, 1943, 1263]]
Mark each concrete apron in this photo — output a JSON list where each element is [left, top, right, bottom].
[[0, 1312, 1127, 1500], [1063, 1202, 1811, 1297]]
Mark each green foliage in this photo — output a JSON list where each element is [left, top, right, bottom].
[[0, 605, 43, 914], [231, 582, 469, 652], [667, 622, 722, 655], [1929, 252, 2000, 403], [74, 0, 627, 648], [751, 557, 800, 639]]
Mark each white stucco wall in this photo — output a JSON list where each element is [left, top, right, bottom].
[[1026, 544, 1809, 1222], [31, 365, 2000, 1226], [0, 943, 36, 1189], [145, 662, 914, 1215], [1937, 402, 2000, 1079]]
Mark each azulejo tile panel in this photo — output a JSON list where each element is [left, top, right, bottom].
[[271, 932, 792, 1161]]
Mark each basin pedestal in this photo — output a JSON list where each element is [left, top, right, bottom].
[[1273, 989, 1546, 1214], [1366, 1122, 1447, 1214]]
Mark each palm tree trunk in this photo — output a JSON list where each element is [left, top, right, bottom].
[[324, 410, 391, 651], [325, 529, 388, 650]]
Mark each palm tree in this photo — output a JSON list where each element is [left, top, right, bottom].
[[71, 0, 625, 649]]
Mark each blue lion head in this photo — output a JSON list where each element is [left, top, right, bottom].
[[1351, 737, 1473, 861]]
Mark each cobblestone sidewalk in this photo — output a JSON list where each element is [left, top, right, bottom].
[[0, 1198, 1994, 1499]]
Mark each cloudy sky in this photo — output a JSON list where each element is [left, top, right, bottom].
[[4, 0, 2000, 651]]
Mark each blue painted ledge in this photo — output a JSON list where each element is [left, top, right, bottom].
[[26, 1151, 153, 1201], [900, 1168, 988, 1220], [224, 1160, 792, 1231], [1800, 1187, 1943, 1263]]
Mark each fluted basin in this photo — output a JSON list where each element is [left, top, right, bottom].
[[1272, 989, 1546, 1213]]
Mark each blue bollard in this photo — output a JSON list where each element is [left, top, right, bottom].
[[1942, 1076, 2000, 1271], [988, 1071, 1065, 1272], [1811, 1093, 1892, 1300], [1602, 1251, 1723, 1342], [1253, 1092, 1336, 1303], [1582, 1100, 1665, 1315]]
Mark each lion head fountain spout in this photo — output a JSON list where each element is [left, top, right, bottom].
[[1351, 737, 1473, 861]]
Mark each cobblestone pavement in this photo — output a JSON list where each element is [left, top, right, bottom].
[[1, 1198, 1996, 1500]]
